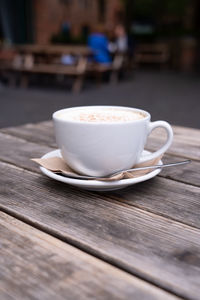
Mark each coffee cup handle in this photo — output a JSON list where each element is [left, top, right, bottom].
[[139, 121, 173, 164]]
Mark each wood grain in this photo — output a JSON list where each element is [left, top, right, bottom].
[[2, 122, 200, 160], [0, 162, 200, 300], [3, 129, 199, 186], [110, 176, 200, 228], [1, 127, 200, 188], [0, 132, 53, 173], [1, 121, 56, 148], [0, 130, 200, 229], [146, 127, 200, 161], [1, 212, 177, 300], [159, 154, 200, 187], [171, 126, 200, 144]]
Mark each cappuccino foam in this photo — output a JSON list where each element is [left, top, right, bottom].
[[57, 108, 145, 123]]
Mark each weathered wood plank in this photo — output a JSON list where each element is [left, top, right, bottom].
[[1, 121, 56, 148], [160, 154, 200, 187], [1, 212, 179, 300], [110, 176, 200, 228], [149, 126, 200, 145], [146, 127, 200, 161], [172, 126, 200, 144], [0, 127, 200, 188], [0, 131, 200, 230], [2, 122, 200, 160], [0, 132, 53, 173], [0, 162, 200, 300], [147, 137, 200, 161]]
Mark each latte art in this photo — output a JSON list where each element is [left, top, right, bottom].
[[57, 108, 145, 123]]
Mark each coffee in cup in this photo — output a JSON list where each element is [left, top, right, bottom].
[[56, 107, 145, 123], [53, 106, 173, 176]]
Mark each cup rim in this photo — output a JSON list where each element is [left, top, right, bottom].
[[53, 106, 150, 125]]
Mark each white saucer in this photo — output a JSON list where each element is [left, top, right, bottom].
[[39, 149, 163, 191]]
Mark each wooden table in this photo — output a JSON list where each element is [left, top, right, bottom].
[[1, 45, 92, 92], [135, 43, 170, 68], [0, 121, 200, 300], [14, 44, 91, 55], [1, 45, 126, 92]]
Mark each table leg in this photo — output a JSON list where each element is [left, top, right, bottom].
[[20, 73, 29, 88], [72, 74, 84, 93]]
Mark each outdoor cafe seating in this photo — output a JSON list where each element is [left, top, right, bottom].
[[0, 44, 126, 92]]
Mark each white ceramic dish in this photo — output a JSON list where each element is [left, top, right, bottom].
[[39, 149, 163, 191], [53, 106, 172, 177]]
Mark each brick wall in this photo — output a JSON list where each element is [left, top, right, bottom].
[[33, 0, 121, 44], [106, 0, 123, 28], [34, 0, 64, 44]]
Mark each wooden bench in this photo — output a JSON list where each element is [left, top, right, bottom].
[[11, 57, 88, 92], [0, 45, 125, 91], [1, 45, 90, 92], [135, 43, 170, 68]]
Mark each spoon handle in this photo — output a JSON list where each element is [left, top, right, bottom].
[[60, 159, 191, 180], [112, 159, 191, 176]]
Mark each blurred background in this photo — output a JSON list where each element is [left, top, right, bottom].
[[0, 0, 199, 128]]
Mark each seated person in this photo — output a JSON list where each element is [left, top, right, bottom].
[[114, 24, 128, 53], [87, 25, 111, 64]]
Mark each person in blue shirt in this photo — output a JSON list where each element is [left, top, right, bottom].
[[88, 25, 112, 64]]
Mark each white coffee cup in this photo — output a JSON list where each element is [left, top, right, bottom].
[[53, 106, 173, 176]]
